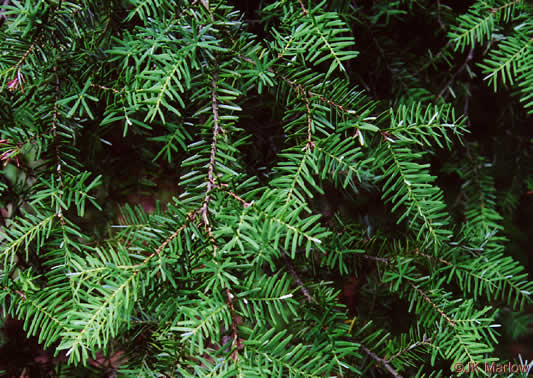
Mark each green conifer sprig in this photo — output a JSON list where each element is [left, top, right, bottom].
[[0, 0, 532, 376]]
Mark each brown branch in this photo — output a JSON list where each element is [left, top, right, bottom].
[[416, 0, 509, 82], [281, 72, 357, 115], [313, 91, 356, 115], [14, 289, 26, 300], [296, 0, 308, 16], [130, 209, 199, 269], [90, 83, 123, 94], [385, 337, 433, 362], [436, 0, 445, 31], [359, 343, 403, 378], [155, 210, 198, 255], [1, 284, 27, 301], [52, 66, 65, 226], [413, 248, 451, 266], [280, 75, 315, 147], [199, 72, 222, 256], [207, 74, 220, 189], [13, 35, 42, 71], [361, 250, 453, 328], [359, 254, 390, 264], [0, 0, 8, 26], [282, 250, 315, 303], [409, 282, 456, 327], [216, 183, 252, 208], [9, 0, 69, 74], [8, 2, 73, 77], [238, 54, 358, 115], [303, 93, 315, 149], [489, 0, 522, 14], [0, 127, 53, 167], [225, 289, 242, 361], [436, 47, 474, 102]]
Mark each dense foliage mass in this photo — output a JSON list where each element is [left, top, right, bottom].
[[0, 0, 532, 376]]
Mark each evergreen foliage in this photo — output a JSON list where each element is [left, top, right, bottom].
[[0, 0, 532, 376]]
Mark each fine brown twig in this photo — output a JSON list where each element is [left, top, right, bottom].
[[199, 72, 223, 256], [52, 66, 65, 226], [359, 343, 403, 378], [282, 250, 315, 303], [436, 47, 474, 102]]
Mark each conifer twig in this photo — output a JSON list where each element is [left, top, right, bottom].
[[282, 250, 315, 303], [0, 284, 27, 301], [13, 35, 42, 72], [216, 183, 252, 207], [52, 66, 65, 226], [413, 248, 451, 266], [385, 337, 432, 362], [303, 93, 315, 149], [15, 289, 26, 300], [90, 83, 124, 94], [436, 47, 474, 102], [412, 41, 453, 77], [155, 210, 199, 255], [0, 0, 8, 26], [489, 0, 522, 14], [359, 343, 403, 378], [200, 72, 222, 256], [131, 209, 199, 269], [0, 125, 56, 165], [409, 282, 456, 327], [360, 254, 390, 264], [225, 289, 242, 361], [238, 54, 359, 115], [296, 0, 309, 16], [281, 72, 357, 116]]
